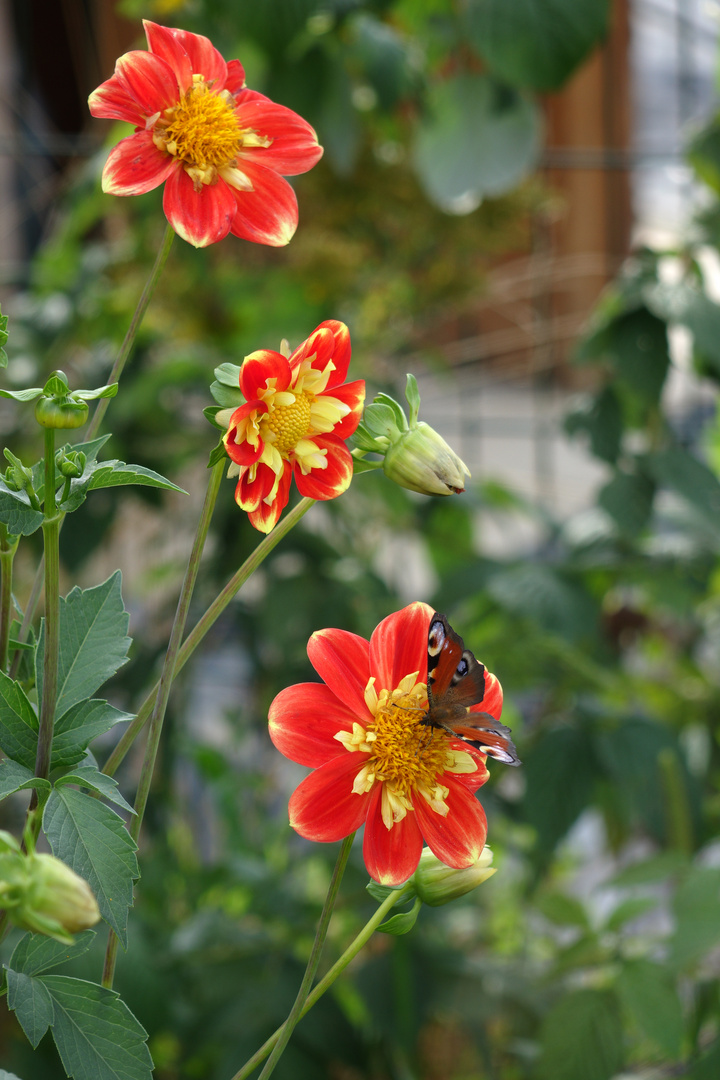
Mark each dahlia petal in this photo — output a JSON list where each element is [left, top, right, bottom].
[[142, 20, 193, 94], [317, 321, 352, 386], [447, 745, 489, 792], [363, 784, 424, 886], [239, 350, 291, 401], [321, 379, 365, 440], [288, 753, 371, 841], [88, 76, 145, 124], [289, 326, 335, 377], [235, 94, 323, 175], [162, 169, 236, 247], [370, 602, 433, 693], [235, 460, 283, 513], [413, 780, 487, 869], [293, 436, 353, 501], [469, 670, 503, 721], [225, 59, 247, 94], [248, 462, 292, 533], [101, 131, 177, 196], [115, 50, 179, 115], [269, 683, 361, 767], [307, 628, 371, 719], [166, 26, 228, 88], [228, 162, 298, 247]]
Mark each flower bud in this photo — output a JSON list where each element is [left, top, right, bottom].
[[1, 849, 101, 943], [383, 421, 470, 496], [35, 395, 89, 430], [413, 846, 496, 906], [55, 449, 87, 478]]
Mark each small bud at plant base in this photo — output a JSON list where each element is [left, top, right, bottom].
[[351, 374, 470, 496], [413, 846, 496, 906], [0, 846, 101, 943]]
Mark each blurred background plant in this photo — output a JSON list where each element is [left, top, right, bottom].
[[2, 0, 720, 1078]]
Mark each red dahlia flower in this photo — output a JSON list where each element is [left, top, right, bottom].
[[88, 21, 323, 248], [218, 320, 365, 533], [269, 602, 502, 886]]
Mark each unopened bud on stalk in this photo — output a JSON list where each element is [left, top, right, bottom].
[[55, 449, 87, 478], [413, 846, 496, 906], [351, 374, 470, 496]]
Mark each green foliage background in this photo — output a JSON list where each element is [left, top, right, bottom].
[[2, 1, 720, 1078]]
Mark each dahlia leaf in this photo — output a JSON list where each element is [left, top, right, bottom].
[[0, 671, 38, 769]]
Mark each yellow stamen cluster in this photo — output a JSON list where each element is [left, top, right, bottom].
[[152, 76, 271, 189], [264, 391, 313, 452], [334, 674, 478, 830]]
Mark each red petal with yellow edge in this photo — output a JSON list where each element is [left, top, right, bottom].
[[228, 162, 298, 247], [162, 169, 236, 247], [363, 784, 424, 886], [223, 400, 267, 467], [447, 744, 489, 792], [235, 94, 323, 176], [318, 320, 352, 385], [225, 59, 246, 94], [288, 753, 371, 841], [88, 76, 145, 124], [142, 21, 193, 93], [307, 628, 371, 720], [115, 50, 179, 115], [370, 602, 432, 695], [323, 379, 365, 440], [469, 670, 503, 721], [289, 326, 335, 375], [269, 683, 361, 767], [413, 780, 487, 868], [102, 131, 176, 196], [160, 24, 228, 88], [248, 464, 292, 533], [235, 461, 281, 512], [293, 435, 353, 501], [239, 349, 291, 401]]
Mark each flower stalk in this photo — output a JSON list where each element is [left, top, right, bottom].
[[0, 524, 19, 673]]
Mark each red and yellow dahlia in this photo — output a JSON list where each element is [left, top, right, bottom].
[[219, 320, 365, 533], [88, 21, 323, 247], [269, 602, 502, 886]]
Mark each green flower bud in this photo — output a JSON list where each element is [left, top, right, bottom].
[[0, 848, 101, 943], [383, 421, 470, 496], [55, 449, 87, 478], [35, 395, 89, 430], [413, 846, 496, 907]]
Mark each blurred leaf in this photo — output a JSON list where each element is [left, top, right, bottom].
[[351, 14, 414, 110], [578, 308, 670, 405], [616, 959, 683, 1057], [413, 74, 541, 210], [564, 385, 623, 464], [0, 671, 39, 769], [645, 447, 720, 535], [315, 56, 363, 175], [487, 563, 598, 640], [466, 0, 611, 92], [688, 118, 720, 194], [670, 867, 720, 970], [43, 788, 138, 945], [598, 469, 655, 537], [645, 279, 720, 380], [604, 896, 658, 931], [538, 988, 623, 1080], [536, 892, 589, 929], [522, 728, 598, 853], [689, 1040, 720, 1080], [609, 850, 689, 886]]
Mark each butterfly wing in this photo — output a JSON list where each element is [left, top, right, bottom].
[[426, 612, 521, 766]]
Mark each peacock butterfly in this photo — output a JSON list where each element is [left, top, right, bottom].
[[423, 612, 520, 766]]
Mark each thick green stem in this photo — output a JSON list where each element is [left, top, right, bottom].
[[258, 834, 355, 1080], [101, 457, 225, 990], [9, 225, 176, 676], [0, 524, 19, 673], [30, 430, 60, 808], [230, 884, 414, 1080], [102, 496, 316, 779]]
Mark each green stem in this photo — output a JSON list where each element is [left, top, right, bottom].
[[101, 457, 225, 990], [230, 884, 414, 1080], [258, 834, 355, 1080], [9, 225, 176, 677], [29, 430, 60, 812], [102, 496, 316, 779], [0, 524, 19, 673]]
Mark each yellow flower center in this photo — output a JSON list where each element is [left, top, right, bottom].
[[152, 77, 271, 189], [335, 675, 479, 830], [263, 391, 313, 453]]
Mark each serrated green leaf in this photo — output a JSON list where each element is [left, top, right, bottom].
[[0, 759, 51, 800], [60, 460, 185, 513], [6, 968, 54, 1048], [376, 898, 422, 936], [0, 487, 44, 536], [37, 975, 153, 1080], [467, 0, 610, 92], [55, 766, 135, 814], [0, 670, 38, 769], [538, 989, 623, 1080], [36, 573, 131, 721], [9, 929, 96, 977], [43, 788, 138, 945], [51, 699, 131, 771], [616, 959, 683, 1056]]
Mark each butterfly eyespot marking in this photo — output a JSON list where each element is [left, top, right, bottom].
[[422, 611, 521, 766]]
